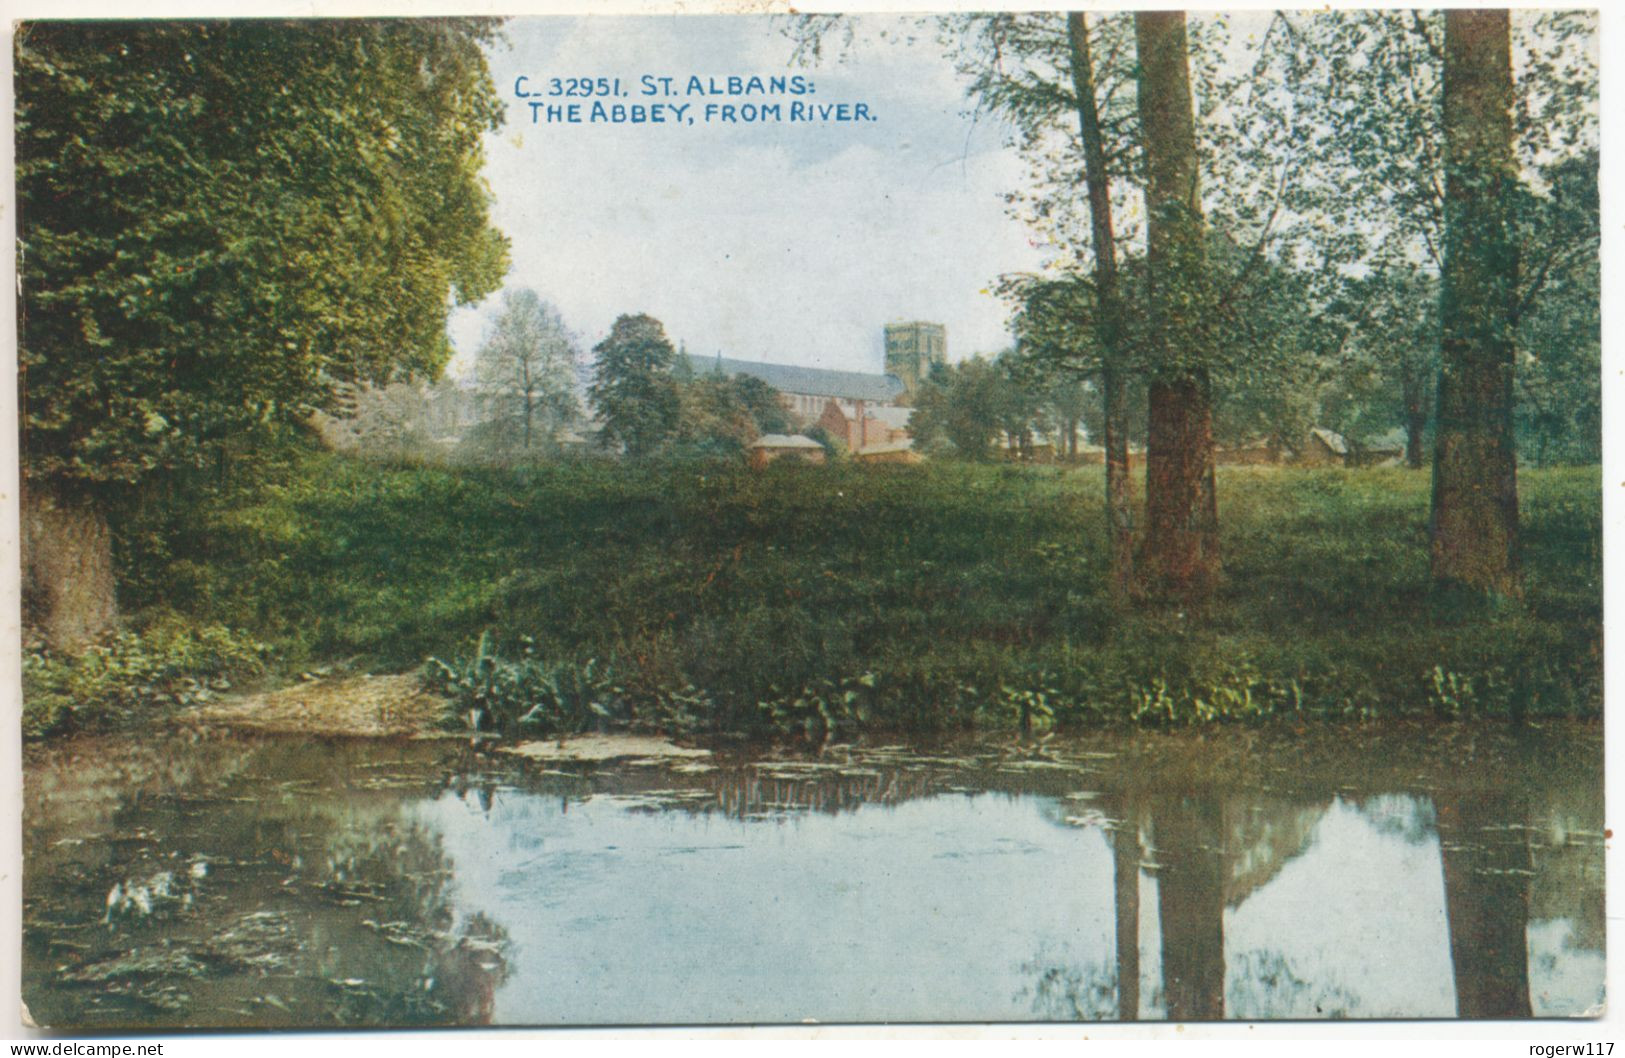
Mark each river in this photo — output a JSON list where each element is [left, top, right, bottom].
[[21, 722, 1604, 1028]]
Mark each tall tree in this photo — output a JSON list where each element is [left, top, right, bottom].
[[15, 19, 509, 648], [1289, 11, 1596, 472], [672, 374, 759, 456], [909, 358, 1010, 461], [876, 13, 1143, 588], [1431, 10, 1519, 594], [475, 289, 580, 452], [730, 374, 793, 437], [797, 13, 1308, 595], [588, 314, 681, 457], [1135, 12, 1219, 595], [1067, 12, 1135, 598]]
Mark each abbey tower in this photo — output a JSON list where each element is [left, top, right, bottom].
[[883, 322, 947, 397]]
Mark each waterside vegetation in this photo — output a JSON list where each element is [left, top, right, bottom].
[[25, 452, 1598, 740]]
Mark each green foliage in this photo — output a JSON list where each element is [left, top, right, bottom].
[[729, 374, 794, 436], [1279, 11, 1598, 465], [758, 672, 880, 743], [133, 454, 1600, 740], [938, 12, 1142, 261], [1514, 151, 1600, 466], [802, 424, 842, 457], [911, 357, 1040, 459], [671, 374, 759, 457], [422, 633, 625, 737], [956, 10, 1597, 468], [15, 19, 509, 490], [1126, 660, 1302, 726], [22, 614, 271, 737], [588, 314, 682, 457]]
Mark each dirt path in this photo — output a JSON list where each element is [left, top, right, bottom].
[[188, 673, 449, 737], [189, 674, 716, 764]]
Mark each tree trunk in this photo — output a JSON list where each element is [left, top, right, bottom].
[[1404, 374, 1429, 469], [1431, 10, 1519, 593], [1068, 12, 1136, 600], [1144, 374, 1218, 592], [1135, 11, 1219, 597], [21, 481, 118, 652], [1103, 367, 1138, 597]]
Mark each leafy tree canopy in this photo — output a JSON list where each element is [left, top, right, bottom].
[[911, 356, 1039, 460], [588, 313, 681, 457], [475, 288, 581, 451], [16, 19, 511, 489]]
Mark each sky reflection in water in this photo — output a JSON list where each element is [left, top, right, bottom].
[[22, 733, 1605, 1027]]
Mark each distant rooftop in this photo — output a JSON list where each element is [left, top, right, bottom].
[[1310, 427, 1349, 456], [684, 353, 905, 403], [751, 434, 824, 450], [854, 439, 915, 455]]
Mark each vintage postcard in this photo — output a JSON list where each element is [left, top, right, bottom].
[[9, 3, 1606, 1035]]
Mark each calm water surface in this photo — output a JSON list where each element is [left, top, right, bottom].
[[22, 725, 1604, 1027]]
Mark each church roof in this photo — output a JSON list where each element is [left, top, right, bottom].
[[684, 353, 905, 403]]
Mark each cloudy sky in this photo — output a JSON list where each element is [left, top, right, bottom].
[[444, 16, 1049, 378]]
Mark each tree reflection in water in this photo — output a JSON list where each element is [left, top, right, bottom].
[[1110, 793, 1142, 1021], [662, 755, 1598, 1024], [1020, 783, 1603, 1021], [23, 731, 1606, 1026], [1148, 792, 1227, 1020], [313, 816, 513, 1026], [1437, 785, 1533, 1018], [23, 738, 513, 1029]]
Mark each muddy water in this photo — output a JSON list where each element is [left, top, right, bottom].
[[22, 723, 1604, 1028]]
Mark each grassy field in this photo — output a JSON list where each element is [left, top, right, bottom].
[[60, 452, 1597, 739]]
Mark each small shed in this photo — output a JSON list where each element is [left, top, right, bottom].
[[749, 434, 826, 469], [998, 434, 1058, 463], [1296, 427, 1350, 467], [1347, 427, 1406, 467], [853, 440, 922, 464]]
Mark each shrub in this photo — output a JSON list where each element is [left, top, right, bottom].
[[422, 633, 628, 737], [22, 615, 272, 737]]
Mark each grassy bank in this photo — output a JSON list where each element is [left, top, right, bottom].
[[70, 452, 1599, 739]]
